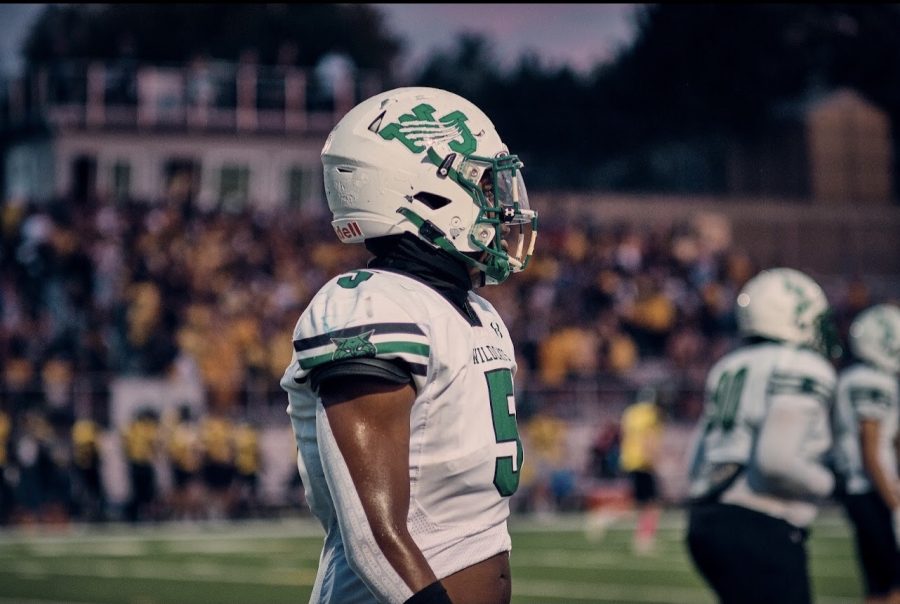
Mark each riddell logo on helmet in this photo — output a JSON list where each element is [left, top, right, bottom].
[[334, 221, 364, 241]]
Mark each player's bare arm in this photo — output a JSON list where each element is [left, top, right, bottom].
[[321, 376, 514, 604], [320, 378, 438, 595]]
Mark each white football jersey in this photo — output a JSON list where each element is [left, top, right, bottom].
[[687, 342, 836, 527], [832, 363, 899, 495], [281, 268, 522, 602]]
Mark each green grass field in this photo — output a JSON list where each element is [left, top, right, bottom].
[[0, 508, 862, 604]]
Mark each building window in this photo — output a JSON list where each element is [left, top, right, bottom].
[[219, 164, 250, 211], [112, 161, 131, 202], [287, 165, 311, 209]]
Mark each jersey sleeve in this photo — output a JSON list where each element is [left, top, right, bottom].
[[766, 351, 837, 408], [755, 350, 837, 499], [844, 368, 896, 422], [288, 273, 431, 393]]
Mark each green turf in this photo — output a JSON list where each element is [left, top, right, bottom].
[[0, 508, 862, 604]]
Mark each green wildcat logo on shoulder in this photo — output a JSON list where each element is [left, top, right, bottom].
[[331, 330, 377, 360]]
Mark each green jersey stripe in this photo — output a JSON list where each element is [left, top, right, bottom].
[[769, 375, 833, 394], [767, 382, 833, 402], [849, 387, 891, 407], [298, 342, 431, 370], [768, 379, 832, 392], [293, 322, 425, 352]]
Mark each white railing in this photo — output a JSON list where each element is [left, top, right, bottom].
[[4, 60, 382, 135]]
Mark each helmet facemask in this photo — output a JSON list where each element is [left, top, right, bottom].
[[398, 147, 537, 286], [454, 152, 537, 284]]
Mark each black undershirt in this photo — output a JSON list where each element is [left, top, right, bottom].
[[365, 233, 481, 327]]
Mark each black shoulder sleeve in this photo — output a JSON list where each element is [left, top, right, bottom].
[[309, 357, 413, 394]]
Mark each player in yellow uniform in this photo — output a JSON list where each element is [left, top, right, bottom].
[[619, 389, 663, 554]]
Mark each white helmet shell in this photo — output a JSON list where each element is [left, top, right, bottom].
[[849, 304, 900, 374], [736, 268, 831, 351], [321, 86, 536, 285]]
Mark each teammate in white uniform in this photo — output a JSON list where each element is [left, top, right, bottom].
[[685, 268, 838, 604], [281, 87, 537, 604], [832, 304, 900, 604]]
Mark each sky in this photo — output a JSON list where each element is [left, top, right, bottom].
[[375, 4, 640, 75], [0, 4, 640, 76]]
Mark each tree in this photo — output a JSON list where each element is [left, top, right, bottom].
[[596, 4, 900, 195], [413, 5, 900, 195], [23, 4, 402, 72], [416, 35, 598, 190], [602, 4, 900, 139]]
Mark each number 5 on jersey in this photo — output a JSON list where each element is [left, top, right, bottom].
[[485, 369, 523, 497]]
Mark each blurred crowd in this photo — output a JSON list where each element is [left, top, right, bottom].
[[0, 401, 265, 526], [0, 193, 886, 524]]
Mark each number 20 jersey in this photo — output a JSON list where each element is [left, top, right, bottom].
[[281, 268, 523, 581], [688, 342, 836, 527]]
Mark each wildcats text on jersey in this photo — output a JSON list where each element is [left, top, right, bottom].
[[473, 344, 512, 365]]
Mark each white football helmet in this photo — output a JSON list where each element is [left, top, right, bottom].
[[849, 304, 900, 374], [735, 267, 835, 354], [321, 86, 537, 285]]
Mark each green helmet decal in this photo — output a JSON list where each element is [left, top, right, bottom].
[[379, 103, 477, 155], [876, 309, 900, 357], [782, 274, 813, 326]]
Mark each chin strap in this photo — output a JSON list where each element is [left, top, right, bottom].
[[395, 207, 503, 283]]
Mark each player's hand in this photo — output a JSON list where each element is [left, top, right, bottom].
[[892, 507, 900, 549]]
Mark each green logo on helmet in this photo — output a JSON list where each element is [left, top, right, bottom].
[[876, 310, 899, 357], [379, 103, 477, 155], [783, 276, 812, 325]]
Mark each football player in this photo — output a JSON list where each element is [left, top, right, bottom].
[[619, 388, 663, 554], [832, 303, 900, 604], [685, 268, 838, 604], [281, 87, 537, 603]]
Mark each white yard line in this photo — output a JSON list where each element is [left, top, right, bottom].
[[514, 579, 857, 604], [0, 599, 103, 604], [3, 559, 317, 586], [0, 519, 326, 546], [515, 579, 713, 603], [512, 548, 859, 579]]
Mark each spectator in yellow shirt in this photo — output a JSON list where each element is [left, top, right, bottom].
[[201, 413, 236, 519], [122, 408, 161, 522], [0, 410, 11, 524], [233, 419, 261, 518], [72, 417, 105, 521], [165, 405, 204, 520]]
